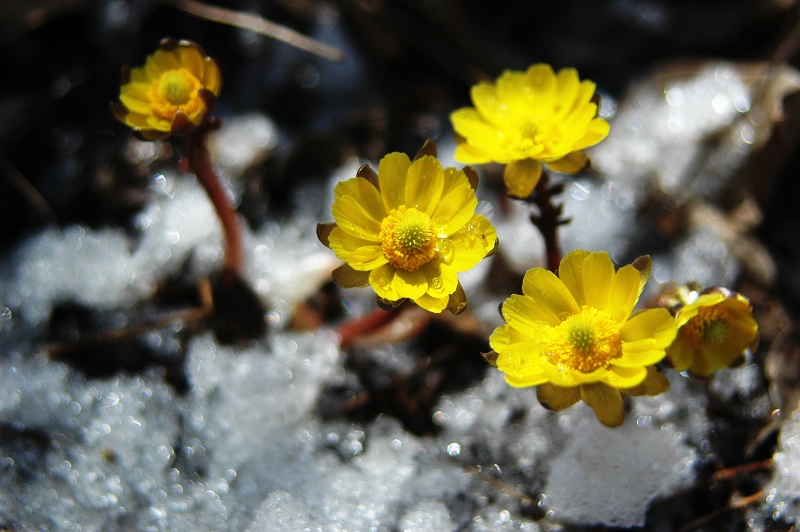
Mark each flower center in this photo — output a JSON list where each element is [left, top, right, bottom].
[[159, 71, 194, 105], [150, 68, 203, 121], [542, 306, 622, 373], [380, 206, 437, 272], [681, 306, 730, 347], [517, 117, 561, 155]]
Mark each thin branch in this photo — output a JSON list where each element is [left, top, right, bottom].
[[0, 150, 56, 222], [457, 462, 539, 509], [46, 278, 214, 357], [169, 0, 344, 62], [712, 459, 773, 482]]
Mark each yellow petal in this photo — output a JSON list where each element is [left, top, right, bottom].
[[430, 184, 478, 237], [369, 263, 400, 300], [470, 82, 507, 129], [447, 215, 497, 271], [499, 343, 549, 387], [522, 63, 557, 110], [334, 176, 386, 223], [129, 66, 150, 84], [620, 308, 677, 351], [122, 112, 151, 129], [622, 366, 670, 397], [146, 50, 181, 78], [119, 93, 152, 115], [331, 194, 382, 240], [503, 159, 542, 198], [418, 262, 458, 298], [602, 365, 647, 388], [496, 70, 537, 112], [537, 383, 581, 411], [607, 263, 643, 324], [545, 151, 588, 174], [439, 166, 472, 204], [178, 43, 205, 79], [414, 293, 449, 313], [520, 268, 579, 320], [686, 350, 717, 377], [489, 324, 514, 352], [327, 227, 387, 270], [451, 108, 506, 151], [146, 115, 173, 132], [405, 155, 444, 215], [554, 68, 581, 118], [696, 342, 743, 374], [378, 152, 412, 211], [393, 269, 428, 299], [581, 251, 614, 311], [502, 293, 561, 332], [726, 315, 758, 349], [453, 141, 493, 164], [575, 79, 598, 107], [557, 249, 591, 307], [580, 383, 624, 427], [505, 372, 549, 388], [571, 118, 610, 152], [665, 337, 698, 372], [121, 81, 153, 99], [202, 58, 222, 96]]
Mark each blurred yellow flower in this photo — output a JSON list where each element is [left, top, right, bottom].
[[113, 38, 221, 140], [450, 64, 610, 198], [318, 142, 497, 314], [488, 250, 677, 427], [666, 289, 758, 377]]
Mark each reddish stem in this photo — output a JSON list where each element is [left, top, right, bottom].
[[338, 305, 403, 350], [184, 125, 244, 276], [528, 171, 568, 272]]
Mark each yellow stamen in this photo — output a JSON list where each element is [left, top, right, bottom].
[[542, 306, 622, 373], [681, 305, 730, 347], [380, 206, 437, 271], [149, 68, 203, 121]]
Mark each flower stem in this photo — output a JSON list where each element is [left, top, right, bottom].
[[528, 171, 569, 272], [184, 124, 244, 276]]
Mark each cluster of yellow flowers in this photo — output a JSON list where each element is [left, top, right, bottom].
[[486, 251, 757, 426], [114, 42, 759, 428]]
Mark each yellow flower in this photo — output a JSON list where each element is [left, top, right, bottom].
[[317, 142, 497, 314], [112, 38, 222, 140], [487, 250, 677, 427], [450, 64, 610, 198], [666, 289, 758, 377]]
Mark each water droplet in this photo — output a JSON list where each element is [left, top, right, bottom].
[[432, 278, 443, 292], [435, 219, 450, 238], [446, 442, 461, 456], [435, 240, 454, 264], [352, 261, 365, 270], [569, 181, 591, 201], [541, 290, 551, 300]]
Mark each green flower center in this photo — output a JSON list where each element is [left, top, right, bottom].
[[543, 306, 622, 373], [158, 71, 194, 105], [682, 306, 730, 346], [380, 206, 437, 271]]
